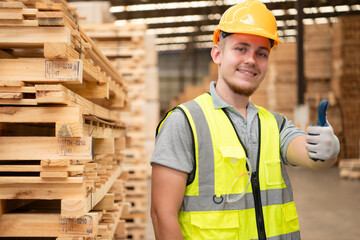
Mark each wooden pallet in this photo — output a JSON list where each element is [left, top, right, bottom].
[[0, 1, 128, 109], [0, 201, 123, 239], [339, 158, 360, 180], [0, 84, 126, 138], [0, 211, 100, 238], [0, 155, 123, 216]]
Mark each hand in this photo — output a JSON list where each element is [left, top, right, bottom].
[[305, 123, 340, 161]]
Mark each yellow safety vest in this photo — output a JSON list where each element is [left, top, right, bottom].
[[157, 93, 300, 240]]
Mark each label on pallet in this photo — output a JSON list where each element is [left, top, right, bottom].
[[45, 60, 82, 81], [59, 214, 97, 237]]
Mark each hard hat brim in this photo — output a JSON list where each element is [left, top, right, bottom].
[[213, 27, 281, 50]]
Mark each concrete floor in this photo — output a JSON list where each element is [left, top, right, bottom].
[[145, 166, 360, 240]]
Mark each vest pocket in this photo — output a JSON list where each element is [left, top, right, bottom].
[[217, 146, 248, 194], [282, 202, 300, 231], [190, 211, 239, 240], [264, 160, 284, 186]]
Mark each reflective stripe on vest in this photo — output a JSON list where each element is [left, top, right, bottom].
[[172, 93, 300, 240]]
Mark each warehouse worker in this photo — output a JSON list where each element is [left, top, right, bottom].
[[150, 0, 340, 239]]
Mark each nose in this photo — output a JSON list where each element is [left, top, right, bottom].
[[244, 51, 256, 65]]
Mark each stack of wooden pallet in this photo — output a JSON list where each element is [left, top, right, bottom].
[[84, 23, 159, 240], [333, 15, 360, 161], [0, 0, 131, 238]]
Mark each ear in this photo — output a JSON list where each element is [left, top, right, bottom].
[[211, 45, 222, 65]]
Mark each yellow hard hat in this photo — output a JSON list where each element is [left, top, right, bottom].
[[213, 0, 281, 50]]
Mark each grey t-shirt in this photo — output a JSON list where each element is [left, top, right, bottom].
[[151, 82, 305, 174]]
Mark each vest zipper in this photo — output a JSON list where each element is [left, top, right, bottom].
[[251, 115, 266, 240], [222, 110, 267, 239]]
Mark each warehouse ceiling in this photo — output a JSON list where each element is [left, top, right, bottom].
[[70, 0, 360, 51]]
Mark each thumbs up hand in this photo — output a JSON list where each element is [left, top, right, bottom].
[[305, 100, 340, 162]]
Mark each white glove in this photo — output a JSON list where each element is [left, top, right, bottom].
[[305, 124, 340, 161]]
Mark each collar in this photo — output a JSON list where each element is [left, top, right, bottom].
[[209, 81, 259, 114]]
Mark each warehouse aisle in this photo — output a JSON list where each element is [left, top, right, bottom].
[[145, 166, 360, 240], [288, 166, 360, 240]]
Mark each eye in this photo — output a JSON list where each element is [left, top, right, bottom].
[[236, 47, 245, 52], [257, 51, 269, 58]]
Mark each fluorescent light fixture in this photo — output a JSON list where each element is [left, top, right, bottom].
[[304, 7, 318, 14], [155, 36, 191, 44], [303, 19, 314, 25], [110, 6, 125, 13], [335, 5, 350, 12], [284, 29, 297, 36], [287, 8, 297, 15], [314, 18, 328, 24], [115, 15, 205, 26], [110, 1, 217, 13], [285, 19, 297, 26], [147, 26, 197, 35], [200, 25, 218, 32], [352, 4, 360, 10], [196, 35, 213, 41], [318, 6, 334, 13], [156, 44, 187, 51], [271, 9, 285, 16]]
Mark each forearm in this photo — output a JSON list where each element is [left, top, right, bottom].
[[287, 135, 337, 170], [151, 210, 183, 240], [151, 164, 188, 240]]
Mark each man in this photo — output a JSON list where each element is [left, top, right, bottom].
[[150, 1, 340, 239]]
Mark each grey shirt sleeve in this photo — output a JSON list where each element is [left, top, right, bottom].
[[279, 116, 306, 165], [150, 109, 194, 173]]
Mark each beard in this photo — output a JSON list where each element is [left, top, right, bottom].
[[223, 76, 261, 97]]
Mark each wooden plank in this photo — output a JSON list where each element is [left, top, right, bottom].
[[0, 137, 93, 160], [0, 212, 99, 237], [44, 42, 110, 84], [80, 165, 122, 217], [0, 92, 22, 99], [0, 182, 85, 200], [0, 165, 84, 172], [0, 98, 37, 105], [0, 106, 82, 123], [0, 2, 26, 9], [0, 19, 38, 27], [40, 171, 69, 179], [22, 8, 38, 17], [37, 11, 64, 18], [93, 193, 115, 211], [91, 81, 127, 109], [94, 138, 115, 155], [38, 17, 65, 26], [0, 59, 83, 84], [0, 9, 23, 20], [65, 81, 109, 99], [78, 26, 126, 86], [44, 41, 80, 60], [0, 26, 71, 48], [61, 164, 121, 217], [0, 86, 35, 93], [0, 176, 83, 184], [41, 159, 71, 167], [35, 84, 120, 123]]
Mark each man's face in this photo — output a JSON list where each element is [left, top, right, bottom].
[[214, 33, 271, 97]]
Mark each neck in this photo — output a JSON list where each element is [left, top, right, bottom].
[[215, 80, 249, 119]]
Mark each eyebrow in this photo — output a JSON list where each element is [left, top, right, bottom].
[[236, 42, 270, 52]]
